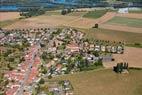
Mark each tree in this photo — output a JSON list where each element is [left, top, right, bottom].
[[93, 51, 99, 57], [120, 63, 123, 73], [61, 10, 67, 15], [42, 68, 47, 74], [95, 59, 102, 66], [92, 23, 99, 28], [39, 78, 45, 84]]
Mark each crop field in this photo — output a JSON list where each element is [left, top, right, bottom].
[[49, 69, 142, 95], [67, 11, 87, 17], [83, 10, 108, 19], [105, 17, 142, 28], [77, 28, 142, 44], [129, 10, 142, 14]]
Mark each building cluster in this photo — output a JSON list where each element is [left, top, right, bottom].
[[1, 27, 124, 95], [38, 28, 124, 77], [4, 44, 40, 95], [43, 80, 73, 95]]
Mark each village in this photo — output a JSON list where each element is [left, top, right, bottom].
[[0, 27, 124, 95]]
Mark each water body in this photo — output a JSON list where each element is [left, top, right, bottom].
[[0, 3, 56, 11], [0, 5, 18, 11]]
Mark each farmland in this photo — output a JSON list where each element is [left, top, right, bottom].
[[0, 12, 21, 27], [77, 28, 142, 44], [83, 10, 108, 19], [105, 17, 142, 28], [0, 12, 20, 21], [49, 69, 142, 95], [2, 10, 141, 33]]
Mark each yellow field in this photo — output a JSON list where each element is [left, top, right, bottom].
[[49, 69, 142, 95]]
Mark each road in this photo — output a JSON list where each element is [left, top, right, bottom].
[[16, 33, 46, 95], [16, 47, 38, 95]]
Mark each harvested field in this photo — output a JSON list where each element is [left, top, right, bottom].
[[103, 47, 142, 68], [49, 69, 142, 95], [0, 12, 20, 21], [100, 24, 142, 33], [116, 13, 142, 19], [4, 15, 79, 29]]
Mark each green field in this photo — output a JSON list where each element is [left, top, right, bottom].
[[44, 11, 61, 16], [49, 69, 142, 95], [83, 10, 110, 19], [106, 17, 142, 28], [67, 11, 87, 17], [129, 10, 142, 14]]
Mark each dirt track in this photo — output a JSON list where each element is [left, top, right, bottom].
[[103, 47, 142, 68]]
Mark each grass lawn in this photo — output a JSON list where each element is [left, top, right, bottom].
[[83, 10, 109, 19], [49, 69, 142, 95], [106, 17, 142, 28]]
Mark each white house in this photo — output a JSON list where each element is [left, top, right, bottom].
[[118, 8, 129, 13]]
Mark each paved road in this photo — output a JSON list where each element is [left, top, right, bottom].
[[16, 48, 38, 95], [16, 33, 46, 95]]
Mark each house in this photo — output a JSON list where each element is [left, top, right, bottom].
[[55, 64, 62, 72], [106, 46, 112, 53], [48, 47, 57, 53], [117, 46, 124, 54], [54, 39, 63, 47], [95, 45, 101, 52], [66, 42, 80, 53], [111, 46, 117, 53], [0, 46, 7, 54], [118, 8, 129, 13], [89, 44, 94, 51], [101, 45, 106, 52]]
